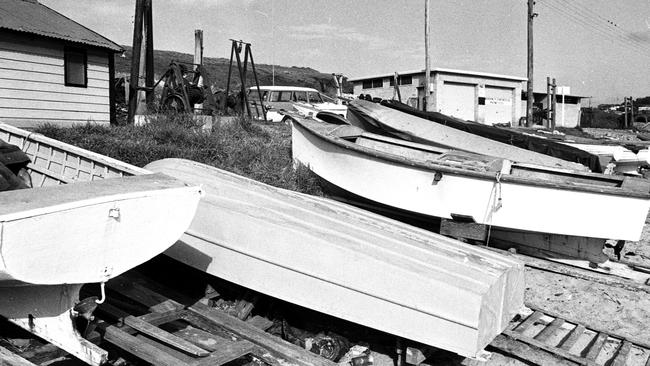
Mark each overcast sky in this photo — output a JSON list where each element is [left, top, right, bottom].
[[41, 0, 650, 104]]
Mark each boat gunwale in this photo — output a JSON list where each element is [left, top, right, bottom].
[[290, 117, 650, 199]]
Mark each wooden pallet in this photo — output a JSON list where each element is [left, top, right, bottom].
[[491, 306, 650, 366], [93, 271, 336, 366]]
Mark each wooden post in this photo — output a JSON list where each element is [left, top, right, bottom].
[[630, 97, 634, 127], [127, 0, 145, 124], [144, 0, 154, 106], [546, 76, 550, 127], [551, 78, 557, 130], [624, 97, 629, 128], [526, 0, 535, 127], [194, 29, 204, 113], [424, 0, 431, 111]]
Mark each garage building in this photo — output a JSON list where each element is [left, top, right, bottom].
[[349, 68, 526, 126]]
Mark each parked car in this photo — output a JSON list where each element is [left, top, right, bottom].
[[247, 86, 347, 122]]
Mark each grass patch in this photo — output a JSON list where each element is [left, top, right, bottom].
[[33, 113, 324, 195]]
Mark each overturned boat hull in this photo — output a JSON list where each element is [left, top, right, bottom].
[[146, 158, 525, 359]]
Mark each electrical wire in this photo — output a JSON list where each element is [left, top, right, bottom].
[[538, 0, 650, 58]]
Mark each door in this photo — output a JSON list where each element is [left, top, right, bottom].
[[440, 82, 475, 121], [484, 86, 513, 125]]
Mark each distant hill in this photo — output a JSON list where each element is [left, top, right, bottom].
[[114, 46, 352, 95]]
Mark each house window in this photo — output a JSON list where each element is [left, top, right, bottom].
[[64, 48, 87, 87], [389, 75, 413, 86], [362, 78, 384, 89]]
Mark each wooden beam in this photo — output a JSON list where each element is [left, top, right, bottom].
[[127, 0, 145, 124], [190, 302, 337, 366], [0, 346, 38, 366]]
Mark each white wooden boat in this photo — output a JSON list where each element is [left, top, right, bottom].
[[290, 115, 650, 260], [348, 99, 588, 171], [145, 158, 525, 360], [0, 123, 202, 365]]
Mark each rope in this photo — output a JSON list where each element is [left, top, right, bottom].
[[485, 171, 503, 246]]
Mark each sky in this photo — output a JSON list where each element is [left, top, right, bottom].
[[40, 0, 650, 104]]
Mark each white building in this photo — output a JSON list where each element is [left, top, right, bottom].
[[0, 0, 123, 127], [349, 68, 527, 126]]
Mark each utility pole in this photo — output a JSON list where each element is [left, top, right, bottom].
[[424, 0, 431, 111], [526, 0, 537, 127]]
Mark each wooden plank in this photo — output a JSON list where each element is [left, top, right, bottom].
[[123, 315, 210, 357], [0, 50, 62, 67], [174, 328, 255, 366], [0, 88, 108, 105], [0, 106, 109, 121], [190, 302, 337, 366], [559, 324, 586, 351], [503, 329, 596, 366], [0, 70, 107, 87], [106, 276, 185, 313], [487, 334, 569, 366], [513, 311, 543, 334], [440, 219, 487, 241], [0, 345, 38, 366], [0, 79, 109, 96], [533, 318, 565, 343], [610, 340, 632, 366], [246, 315, 274, 331], [102, 325, 189, 366], [0, 99, 110, 113], [585, 332, 608, 361]]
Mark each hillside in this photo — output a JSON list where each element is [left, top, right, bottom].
[[114, 46, 352, 95]]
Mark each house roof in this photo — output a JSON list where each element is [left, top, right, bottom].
[[0, 0, 122, 52], [348, 67, 527, 82]]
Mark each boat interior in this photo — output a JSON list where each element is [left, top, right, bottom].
[[320, 121, 643, 191]]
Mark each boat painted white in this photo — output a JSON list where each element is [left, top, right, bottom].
[[0, 123, 202, 365], [146, 158, 525, 359], [348, 99, 588, 171], [0, 173, 201, 285], [290, 117, 650, 241]]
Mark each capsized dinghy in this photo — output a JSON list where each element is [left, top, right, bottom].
[[289, 114, 650, 263], [146, 158, 525, 359], [0, 123, 202, 365], [348, 99, 589, 171]]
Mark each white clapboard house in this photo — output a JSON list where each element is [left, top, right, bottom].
[[0, 0, 122, 127]]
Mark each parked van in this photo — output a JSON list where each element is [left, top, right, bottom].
[[247, 86, 347, 122]]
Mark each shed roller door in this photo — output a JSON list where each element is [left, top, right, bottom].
[[485, 87, 513, 125], [440, 82, 475, 121]]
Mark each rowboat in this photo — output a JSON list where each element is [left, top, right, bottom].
[[348, 99, 591, 172], [379, 99, 604, 172], [289, 114, 650, 264], [145, 158, 525, 360], [0, 123, 202, 365]]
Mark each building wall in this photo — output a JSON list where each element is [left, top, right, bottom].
[[0, 32, 111, 128], [353, 71, 524, 125], [520, 96, 582, 128]]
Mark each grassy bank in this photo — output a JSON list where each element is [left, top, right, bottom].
[[34, 113, 323, 196]]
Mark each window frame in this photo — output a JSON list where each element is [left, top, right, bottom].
[[64, 47, 88, 88]]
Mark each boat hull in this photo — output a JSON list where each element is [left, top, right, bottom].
[[0, 173, 201, 285], [349, 100, 588, 171], [146, 158, 525, 359], [291, 120, 650, 241]]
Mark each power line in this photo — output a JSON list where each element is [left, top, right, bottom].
[[542, 0, 650, 54], [538, 0, 650, 58], [551, 0, 650, 52]]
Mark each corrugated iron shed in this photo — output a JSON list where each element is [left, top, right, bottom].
[[0, 0, 122, 52]]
